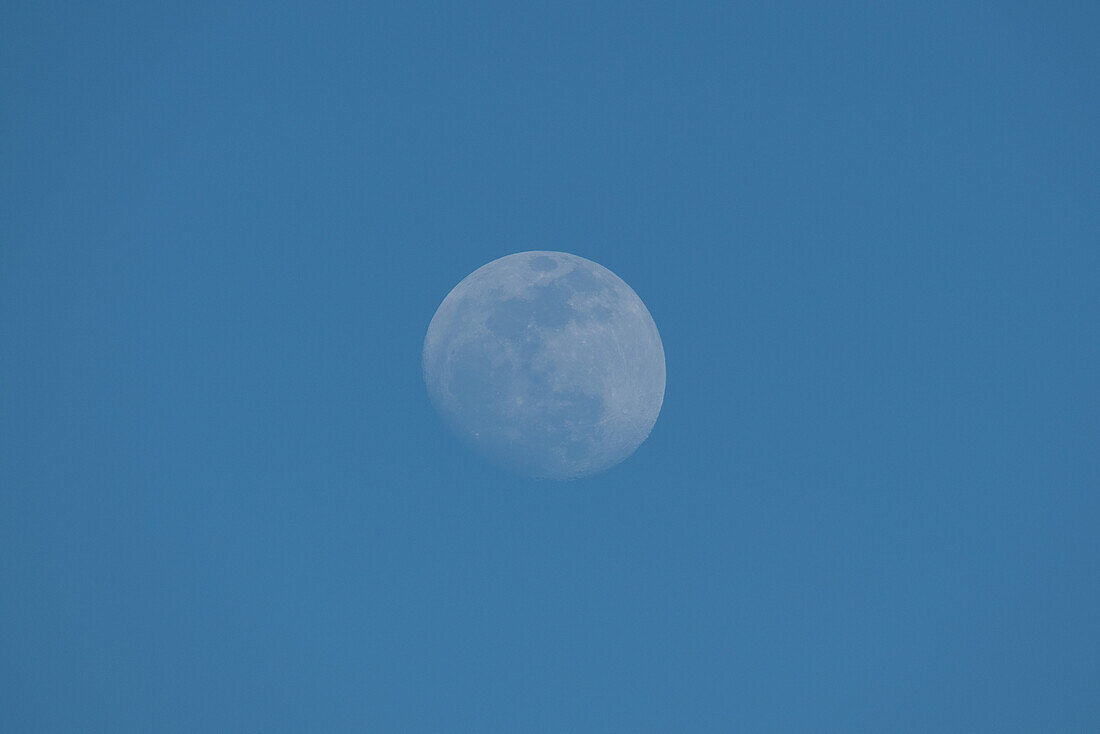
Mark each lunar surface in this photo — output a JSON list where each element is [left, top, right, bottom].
[[422, 251, 665, 479]]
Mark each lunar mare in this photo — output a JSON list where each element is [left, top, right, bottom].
[[422, 251, 665, 479]]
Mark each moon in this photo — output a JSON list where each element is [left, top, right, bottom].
[[422, 251, 665, 480]]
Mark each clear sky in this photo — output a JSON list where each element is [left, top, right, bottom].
[[1, 1, 1097, 731]]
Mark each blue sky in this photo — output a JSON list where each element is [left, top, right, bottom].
[[2, 1, 1097, 731]]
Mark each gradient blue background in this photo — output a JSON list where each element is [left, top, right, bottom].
[[2, 2, 1097, 731]]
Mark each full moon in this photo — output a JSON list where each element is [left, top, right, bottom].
[[423, 251, 665, 480]]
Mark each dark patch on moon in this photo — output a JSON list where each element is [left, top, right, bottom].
[[556, 266, 604, 295], [529, 255, 558, 271], [590, 304, 613, 322], [486, 283, 576, 340], [555, 388, 604, 425]]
